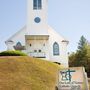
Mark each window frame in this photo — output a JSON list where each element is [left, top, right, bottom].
[[53, 42, 60, 56], [33, 0, 42, 10]]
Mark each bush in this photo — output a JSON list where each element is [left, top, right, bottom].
[[0, 51, 27, 56]]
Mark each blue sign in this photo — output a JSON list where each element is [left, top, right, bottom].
[[60, 69, 75, 82]]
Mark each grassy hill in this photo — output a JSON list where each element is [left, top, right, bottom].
[[0, 56, 63, 90]]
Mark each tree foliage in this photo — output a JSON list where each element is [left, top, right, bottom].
[[78, 35, 87, 50], [69, 35, 90, 77]]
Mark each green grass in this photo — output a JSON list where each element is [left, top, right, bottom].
[[0, 50, 27, 56], [0, 56, 62, 90]]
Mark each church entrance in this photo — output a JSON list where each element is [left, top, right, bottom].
[[25, 35, 49, 58]]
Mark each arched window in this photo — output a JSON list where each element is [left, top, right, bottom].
[[33, 0, 42, 10], [53, 42, 59, 55], [16, 42, 22, 46]]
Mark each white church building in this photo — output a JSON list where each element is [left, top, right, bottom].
[[5, 0, 69, 67]]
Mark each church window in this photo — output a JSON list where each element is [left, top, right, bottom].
[[34, 17, 41, 23], [53, 42, 59, 55], [16, 42, 22, 46], [38, 0, 42, 9], [30, 44, 32, 46], [39, 50, 41, 52], [33, 0, 42, 10], [33, 0, 37, 9], [13, 42, 25, 50], [34, 50, 37, 52]]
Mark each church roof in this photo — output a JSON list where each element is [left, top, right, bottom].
[[5, 25, 69, 44], [48, 26, 69, 42], [5, 26, 26, 42]]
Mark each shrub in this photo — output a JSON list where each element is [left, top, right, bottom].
[[54, 62, 61, 65], [0, 50, 27, 56]]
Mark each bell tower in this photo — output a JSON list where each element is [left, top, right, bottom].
[[27, 0, 48, 35]]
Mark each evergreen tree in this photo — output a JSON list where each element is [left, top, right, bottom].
[[75, 36, 88, 66], [69, 35, 90, 77], [78, 35, 87, 50]]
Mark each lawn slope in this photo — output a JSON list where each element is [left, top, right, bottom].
[[0, 56, 62, 90]]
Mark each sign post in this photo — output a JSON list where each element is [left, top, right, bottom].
[[57, 67, 89, 90]]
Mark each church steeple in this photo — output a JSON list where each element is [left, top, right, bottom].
[[27, 0, 48, 35]]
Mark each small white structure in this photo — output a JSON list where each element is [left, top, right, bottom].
[[5, 0, 69, 67]]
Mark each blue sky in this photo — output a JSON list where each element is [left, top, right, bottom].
[[0, 0, 90, 52]]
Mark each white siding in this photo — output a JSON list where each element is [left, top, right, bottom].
[[27, 0, 48, 35], [48, 26, 68, 67]]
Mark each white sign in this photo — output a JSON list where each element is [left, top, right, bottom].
[[58, 67, 89, 90]]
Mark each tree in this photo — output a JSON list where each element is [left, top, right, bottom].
[[85, 43, 90, 77], [69, 52, 76, 67], [78, 35, 87, 50], [69, 36, 90, 77], [75, 35, 88, 66]]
